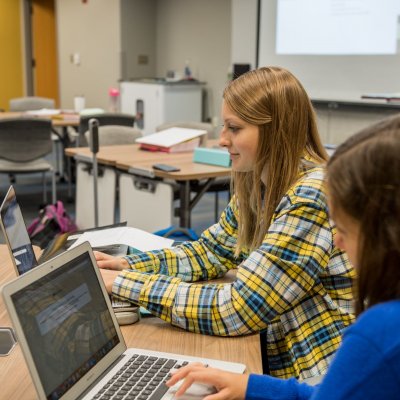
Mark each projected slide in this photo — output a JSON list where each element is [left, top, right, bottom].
[[276, 0, 399, 55]]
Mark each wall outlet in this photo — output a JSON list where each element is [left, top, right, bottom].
[[70, 53, 81, 66], [138, 55, 149, 65]]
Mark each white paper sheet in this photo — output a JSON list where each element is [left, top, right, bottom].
[[25, 108, 60, 116], [69, 226, 174, 251]]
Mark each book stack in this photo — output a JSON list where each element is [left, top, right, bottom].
[[136, 127, 207, 153]]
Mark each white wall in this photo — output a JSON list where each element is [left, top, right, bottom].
[[120, 0, 157, 80], [55, 0, 235, 121], [155, 0, 231, 125], [231, 0, 258, 69], [56, 0, 121, 110]]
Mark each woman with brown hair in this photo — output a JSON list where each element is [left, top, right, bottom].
[[95, 67, 354, 379], [167, 125, 400, 399]]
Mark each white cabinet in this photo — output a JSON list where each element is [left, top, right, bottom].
[[312, 99, 400, 145], [120, 80, 204, 135]]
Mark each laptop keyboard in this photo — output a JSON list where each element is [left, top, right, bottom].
[[111, 297, 134, 309], [93, 354, 188, 400]]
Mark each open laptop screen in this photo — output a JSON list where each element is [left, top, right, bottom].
[[11, 251, 120, 399], [0, 186, 37, 275]]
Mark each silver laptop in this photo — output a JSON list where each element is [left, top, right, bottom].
[[0, 185, 128, 276], [0, 185, 39, 276], [0, 186, 137, 321], [2, 242, 245, 400]]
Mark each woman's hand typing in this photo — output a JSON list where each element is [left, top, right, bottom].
[[166, 363, 248, 400], [94, 251, 129, 271]]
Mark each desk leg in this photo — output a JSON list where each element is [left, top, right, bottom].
[[52, 127, 71, 184], [67, 157, 73, 201], [179, 181, 191, 228], [178, 178, 215, 229], [61, 126, 78, 202], [61, 127, 70, 184]]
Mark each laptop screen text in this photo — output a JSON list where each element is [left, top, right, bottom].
[[11, 252, 119, 399]]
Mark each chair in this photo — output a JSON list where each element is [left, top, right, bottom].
[[9, 96, 55, 111], [0, 119, 56, 204], [77, 113, 136, 146], [9, 96, 64, 178], [83, 125, 142, 146], [156, 121, 230, 222], [66, 113, 136, 199]]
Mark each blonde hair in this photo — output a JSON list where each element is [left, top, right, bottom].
[[223, 67, 327, 254]]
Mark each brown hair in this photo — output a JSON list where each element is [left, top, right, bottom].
[[326, 122, 400, 316], [223, 66, 328, 254]]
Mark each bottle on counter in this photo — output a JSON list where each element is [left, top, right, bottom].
[[184, 60, 192, 80], [109, 88, 120, 113]]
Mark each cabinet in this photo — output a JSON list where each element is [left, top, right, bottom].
[[120, 79, 204, 135], [312, 99, 400, 145]]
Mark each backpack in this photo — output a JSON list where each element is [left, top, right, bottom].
[[27, 201, 77, 248]]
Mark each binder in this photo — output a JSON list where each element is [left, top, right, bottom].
[[136, 127, 207, 153]]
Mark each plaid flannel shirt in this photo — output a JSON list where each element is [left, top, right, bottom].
[[114, 166, 355, 379]]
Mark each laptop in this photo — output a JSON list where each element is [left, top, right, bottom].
[[0, 186, 137, 323], [2, 242, 245, 400], [0, 185, 128, 276]]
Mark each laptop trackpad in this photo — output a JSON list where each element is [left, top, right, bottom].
[[166, 382, 216, 399]]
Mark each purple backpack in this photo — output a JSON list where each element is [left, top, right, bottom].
[[27, 201, 77, 248]]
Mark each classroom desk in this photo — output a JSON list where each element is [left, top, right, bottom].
[[65, 143, 231, 228], [0, 245, 262, 399], [0, 111, 79, 128]]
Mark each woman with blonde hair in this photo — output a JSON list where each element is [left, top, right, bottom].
[[167, 124, 400, 399], [96, 67, 354, 379]]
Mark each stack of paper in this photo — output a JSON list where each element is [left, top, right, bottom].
[[25, 109, 60, 116], [69, 226, 174, 251], [136, 127, 207, 153]]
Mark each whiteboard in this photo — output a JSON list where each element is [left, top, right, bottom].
[[258, 0, 400, 100]]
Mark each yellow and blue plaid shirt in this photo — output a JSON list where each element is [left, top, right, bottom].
[[114, 166, 355, 379]]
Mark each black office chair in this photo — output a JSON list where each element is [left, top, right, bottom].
[[77, 113, 136, 146]]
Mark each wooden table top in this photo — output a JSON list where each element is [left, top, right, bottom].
[[65, 142, 232, 181], [0, 111, 79, 127], [0, 245, 261, 399]]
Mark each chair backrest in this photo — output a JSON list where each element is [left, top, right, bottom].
[[0, 119, 53, 162], [78, 113, 135, 146], [9, 97, 55, 111], [84, 125, 142, 146], [156, 121, 215, 138]]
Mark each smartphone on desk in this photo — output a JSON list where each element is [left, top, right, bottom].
[[152, 163, 181, 172]]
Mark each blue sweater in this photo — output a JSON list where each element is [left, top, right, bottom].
[[246, 300, 400, 400]]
